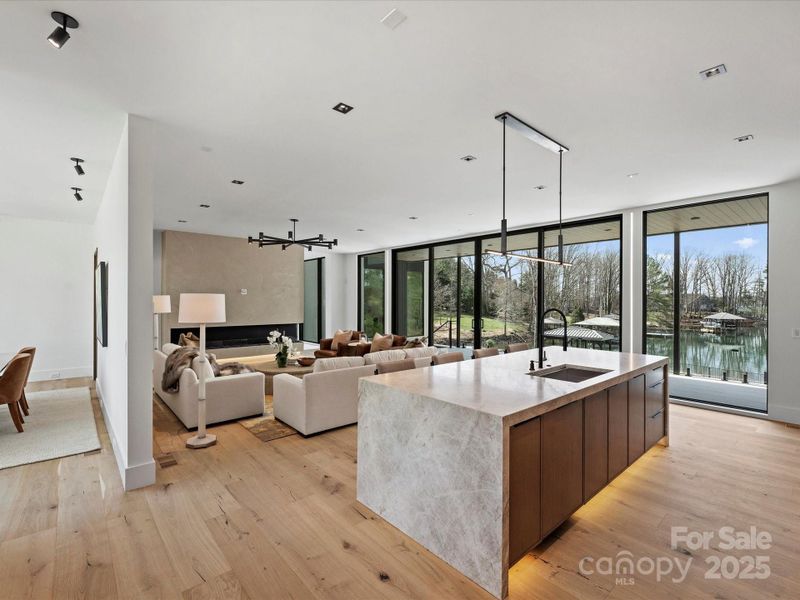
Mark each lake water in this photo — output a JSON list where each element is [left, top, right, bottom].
[[646, 326, 768, 384]]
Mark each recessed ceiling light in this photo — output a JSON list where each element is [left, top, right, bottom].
[[734, 134, 754, 143], [699, 64, 727, 80], [408, 216, 418, 220], [356, 228, 365, 232], [231, 179, 245, 185], [534, 185, 546, 190], [47, 11, 79, 49], [333, 102, 354, 114], [178, 219, 187, 223], [460, 155, 477, 162], [70, 157, 85, 176], [199, 204, 211, 208], [627, 173, 639, 179], [690, 216, 701, 221], [381, 8, 407, 30], [71, 187, 83, 202], [200, 146, 212, 153]]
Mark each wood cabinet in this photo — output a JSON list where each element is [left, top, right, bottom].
[[628, 374, 645, 464], [645, 380, 666, 448], [541, 401, 583, 536], [607, 381, 628, 479], [509, 417, 541, 565], [583, 391, 608, 501]]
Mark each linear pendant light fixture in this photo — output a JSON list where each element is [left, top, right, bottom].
[[489, 111, 572, 267], [248, 218, 338, 251]]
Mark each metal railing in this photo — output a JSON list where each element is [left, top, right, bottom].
[[679, 363, 767, 385]]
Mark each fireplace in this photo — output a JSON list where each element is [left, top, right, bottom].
[[170, 323, 299, 349]]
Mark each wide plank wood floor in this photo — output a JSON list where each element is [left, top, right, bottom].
[[1, 380, 798, 599]]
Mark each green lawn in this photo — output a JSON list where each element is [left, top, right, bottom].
[[433, 313, 529, 336]]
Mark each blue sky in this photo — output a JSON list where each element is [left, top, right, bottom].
[[648, 224, 768, 267]]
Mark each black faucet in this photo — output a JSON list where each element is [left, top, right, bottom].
[[537, 308, 568, 368]]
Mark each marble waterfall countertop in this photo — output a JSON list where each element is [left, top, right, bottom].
[[356, 347, 669, 599], [360, 346, 668, 427]]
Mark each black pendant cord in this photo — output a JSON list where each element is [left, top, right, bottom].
[[558, 148, 564, 265], [501, 115, 508, 254]]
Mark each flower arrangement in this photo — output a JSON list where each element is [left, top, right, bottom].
[[268, 330, 293, 368]]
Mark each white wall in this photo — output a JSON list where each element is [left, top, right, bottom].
[[0, 216, 94, 381], [303, 248, 356, 337], [94, 115, 155, 490]]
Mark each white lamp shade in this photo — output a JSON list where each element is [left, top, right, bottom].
[[153, 295, 172, 314], [178, 293, 226, 324]]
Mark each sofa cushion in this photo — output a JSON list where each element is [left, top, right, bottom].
[[370, 333, 394, 353], [331, 329, 354, 351], [364, 349, 406, 365], [313, 356, 366, 372], [403, 347, 438, 359], [404, 336, 428, 348], [162, 343, 180, 355]]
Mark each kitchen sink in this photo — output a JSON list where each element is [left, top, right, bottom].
[[533, 364, 611, 383]]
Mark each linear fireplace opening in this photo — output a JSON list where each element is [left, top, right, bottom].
[[170, 323, 299, 349]]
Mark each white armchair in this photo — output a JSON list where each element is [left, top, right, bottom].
[[153, 348, 265, 429], [273, 363, 377, 435]]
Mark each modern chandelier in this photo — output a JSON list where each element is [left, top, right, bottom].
[[486, 112, 572, 267], [248, 218, 338, 251]]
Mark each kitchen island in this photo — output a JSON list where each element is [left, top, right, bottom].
[[356, 347, 669, 599]]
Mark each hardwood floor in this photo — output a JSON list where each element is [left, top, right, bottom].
[[1, 382, 798, 599]]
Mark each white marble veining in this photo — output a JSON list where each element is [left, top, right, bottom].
[[357, 381, 505, 598]]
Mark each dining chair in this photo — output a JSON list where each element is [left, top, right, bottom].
[[0, 353, 32, 433], [506, 342, 530, 353], [432, 352, 464, 365], [473, 348, 500, 359], [17, 346, 36, 416]]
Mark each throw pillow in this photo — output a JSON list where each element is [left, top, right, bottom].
[[404, 336, 428, 348], [370, 333, 394, 353], [179, 332, 200, 348], [332, 329, 353, 351]]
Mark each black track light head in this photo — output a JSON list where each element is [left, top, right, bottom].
[[71, 157, 85, 176], [71, 187, 83, 202], [47, 12, 79, 49]]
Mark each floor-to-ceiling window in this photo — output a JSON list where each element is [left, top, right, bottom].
[[391, 215, 622, 351], [358, 252, 385, 338], [481, 232, 538, 349], [394, 248, 428, 339], [542, 220, 622, 350], [644, 194, 768, 411], [302, 258, 324, 342]]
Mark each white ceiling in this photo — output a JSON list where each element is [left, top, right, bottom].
[[1, 1, 799, 251]]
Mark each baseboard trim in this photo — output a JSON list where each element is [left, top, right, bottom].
[[29, 366, 92, 383], [96, 380, 156, 491]]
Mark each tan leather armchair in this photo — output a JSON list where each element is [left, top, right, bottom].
[[0, 353, 32, 432]]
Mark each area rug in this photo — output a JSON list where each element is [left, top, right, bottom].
[[0, 387, 100, 470], [240, 397, 299, 442]]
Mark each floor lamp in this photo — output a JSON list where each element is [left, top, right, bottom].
[[178, 293, 226, 449], [153, 295, 171, 351]]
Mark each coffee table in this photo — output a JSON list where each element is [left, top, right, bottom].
[[218, 354, 314, 395]]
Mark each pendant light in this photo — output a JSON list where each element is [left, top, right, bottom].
[[488, 111, 572, 267]]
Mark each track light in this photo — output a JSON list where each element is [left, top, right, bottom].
[[47, 12, 79, 49], [71, 187, 83, 202], [71, 157, 85, 176]]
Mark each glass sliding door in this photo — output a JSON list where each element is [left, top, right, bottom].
[[644, 194, 768, 411], [432, 241, 475, 349], [542, 220, 622, 350], [358, 252, 385, 338], [480, 232, 539, 349], [394, 248, 428, 339], [302, 258, 324, 342]]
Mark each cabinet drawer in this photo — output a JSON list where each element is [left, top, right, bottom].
[[646, 381, 665, 419], [628, 374, 645, 464], [645, 406, 665, 448], [645, 365, 664, 388]]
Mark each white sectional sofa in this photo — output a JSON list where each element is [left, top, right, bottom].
[[153, 343, 265, 429]]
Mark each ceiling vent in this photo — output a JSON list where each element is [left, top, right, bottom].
[[734, 134, 754, 143], [699, 64, 727, 79], [381, 9, 407, 30]]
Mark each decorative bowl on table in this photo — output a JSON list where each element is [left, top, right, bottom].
[[296, 356, 316, 367]]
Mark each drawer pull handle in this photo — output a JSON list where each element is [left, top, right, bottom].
[[649, 408, 665, 419]]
